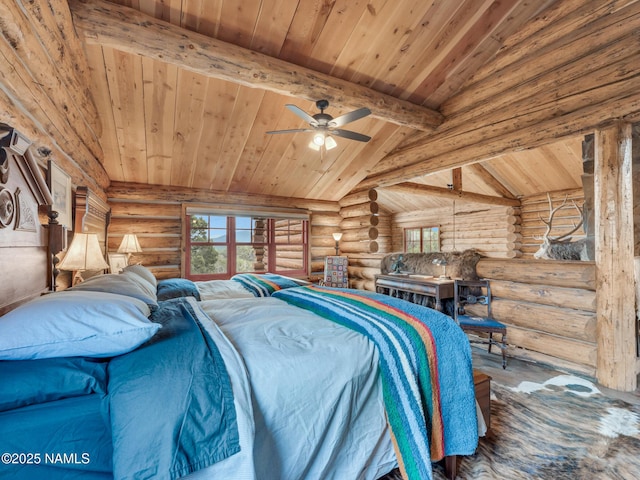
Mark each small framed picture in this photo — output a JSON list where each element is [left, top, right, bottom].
[[108, 253, 128, 274], [47, 160, 72, 230]]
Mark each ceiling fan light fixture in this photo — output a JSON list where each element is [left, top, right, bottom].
[[325, 135, 337, 150], [268, 100, 372, 148], [308, 140, 321, 151]]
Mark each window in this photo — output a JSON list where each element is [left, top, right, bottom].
[[186, 214, 308, 280], [188, 215, 228, 276], [404, 226, 440, 253]]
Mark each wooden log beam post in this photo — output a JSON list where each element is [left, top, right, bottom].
[[69, 0, 442, 131], [594, 121, 636, 391], [382, 182, 521, 207]]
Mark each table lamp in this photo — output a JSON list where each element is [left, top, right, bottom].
[[432, 257, 450, 279], [117, 233, 142, 265], [58, 233, 109, 285]]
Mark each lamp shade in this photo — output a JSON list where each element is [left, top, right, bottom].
[[58, 233, 109, 272], [332, 232, 343, 241], [117, 234, 142, 254], [325, 135, 337, 150]]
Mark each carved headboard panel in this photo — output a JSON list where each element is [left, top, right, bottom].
[[74, 186, 110, 251], [69, 187, 110, 283], [0, 125, 52, 314]]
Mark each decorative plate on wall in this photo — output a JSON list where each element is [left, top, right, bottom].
[[0, 188, 15, 228]]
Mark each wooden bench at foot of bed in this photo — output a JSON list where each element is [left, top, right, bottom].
[[444, 371, 491, 480]]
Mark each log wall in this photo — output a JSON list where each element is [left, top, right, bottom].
[[391, 204, 522, 258], [476, 257, 596, 375], [310, 211, 342, 277], [348, 253, 386, 291], [108, 199, 182, 279], [338, 189, 390, 255], [339, 189, 393, 288], [348, 251, 601, 375], [107, 182, 340, 280]]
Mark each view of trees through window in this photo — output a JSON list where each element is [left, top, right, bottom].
[[187, 214, 307, 279], [404, 226, 440, 253]]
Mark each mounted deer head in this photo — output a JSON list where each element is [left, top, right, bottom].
[[534, 193, 590, 260]]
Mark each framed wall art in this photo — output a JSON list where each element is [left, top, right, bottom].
[[47, 160, 72, 230], [108, 253, 128, 274]]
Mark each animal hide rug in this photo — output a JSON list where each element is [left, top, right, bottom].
[[380, 374, 640, 479]]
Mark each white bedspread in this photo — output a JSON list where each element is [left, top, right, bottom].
[[190, 296, 397, 480], [196, 280, 255, 300]]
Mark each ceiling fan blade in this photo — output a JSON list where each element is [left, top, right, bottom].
[[331, 129, 371, 142], [285, 104, 318, 126], [329, 107, 371, 127], [266, 128, 314, 135]]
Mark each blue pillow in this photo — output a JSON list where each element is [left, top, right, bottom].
[[0, 357, 107, 412], [157, 278, 201, 301], [0, 291, 160, 360]]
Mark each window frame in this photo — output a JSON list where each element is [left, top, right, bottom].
[[404, 226, 440, 253], [185, 213, 309, 280]]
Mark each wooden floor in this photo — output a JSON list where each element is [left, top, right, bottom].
[[472, 347, 640, 406]]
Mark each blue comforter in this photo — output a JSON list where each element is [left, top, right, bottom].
[[156, 278, 201, 301], [0, 299, 239, 480], [108, 298, 239, 480]]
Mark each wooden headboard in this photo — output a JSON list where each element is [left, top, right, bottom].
[[74, 186, 110, 252], [55, 187, 111, 287], [0, 125, 52, 314]]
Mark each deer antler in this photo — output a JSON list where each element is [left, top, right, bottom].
[[539, 193, 584, 242]]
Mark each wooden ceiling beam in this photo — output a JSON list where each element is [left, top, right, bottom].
[[107, 181, 341, 213], [357, 1, 640, 189], [69, 0, 443, 132], [381, 182, 521, 207], [466, 163, 517, 199]]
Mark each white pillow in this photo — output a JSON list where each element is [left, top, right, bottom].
[[0, 291, 160, 360], [123, 264, 157, 288], [70, 273, 158, 311], [121, 270, 157, 298]]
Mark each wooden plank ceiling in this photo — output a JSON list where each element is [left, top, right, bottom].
[[64, 1, 598, 208]]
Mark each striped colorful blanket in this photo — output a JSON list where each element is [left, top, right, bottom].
[[231, 273, 301, 297], [272, 285, 478, 480]]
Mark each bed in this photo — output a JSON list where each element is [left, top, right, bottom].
[[0, 181, 478, 479], [0, 265, 479, 480]]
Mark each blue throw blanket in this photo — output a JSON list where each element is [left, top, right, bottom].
[[107, 298, 239, 480], [231, 273, 301, 297], [273, 286, 478, 480]]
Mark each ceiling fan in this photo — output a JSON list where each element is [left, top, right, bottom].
[[266, 99, 371, 150]]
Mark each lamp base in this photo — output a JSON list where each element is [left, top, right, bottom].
[[71, 271, 85, 286]]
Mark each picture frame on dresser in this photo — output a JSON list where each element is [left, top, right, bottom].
[[108, 253, 128, 274], [47, 160, 72, 230]]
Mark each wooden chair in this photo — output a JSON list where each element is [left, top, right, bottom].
[[454, 279, 507, 368]]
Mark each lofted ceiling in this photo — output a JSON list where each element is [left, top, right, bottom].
[[5, 0, 637, 212], [71, 0, 587, 209]]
